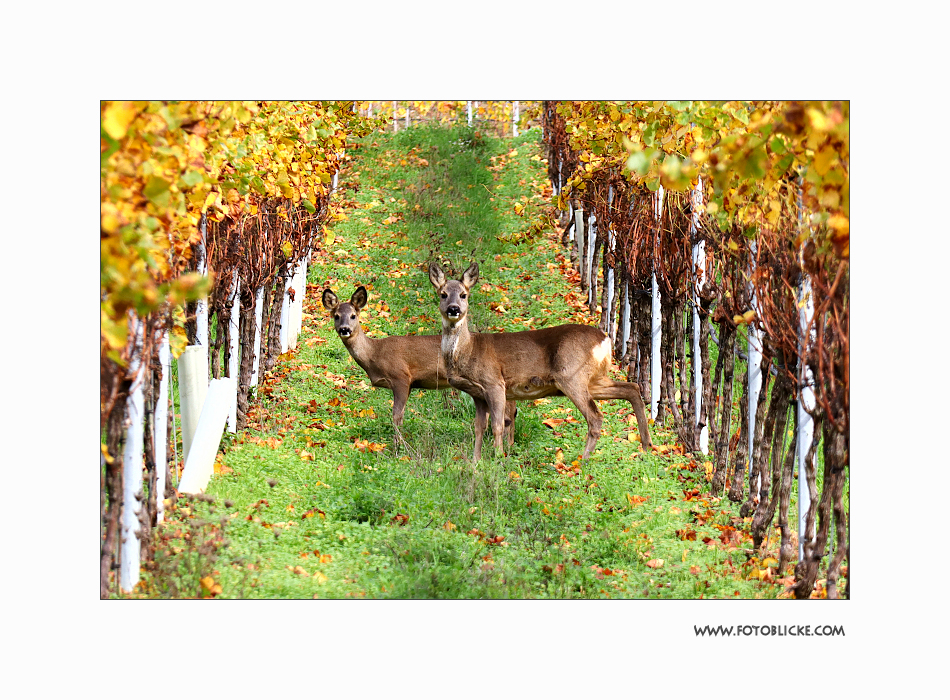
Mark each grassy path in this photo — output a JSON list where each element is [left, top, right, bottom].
[[145, 125, 791, 599]]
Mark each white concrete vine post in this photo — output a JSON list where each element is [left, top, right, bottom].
[[227, 277, 240, 433], [650, 186, 664, 419], [574, 204, 585, 289], [279, 270, 291, 355], [154, 332, 171, 522], [120, 315, 145, 593], [195, 214, 209, 355], [586, 214, 596, 305], [691, 178, 708, 453], [747, 241, 762, 477], [797, 271, 816, 560], [604, 186, 616, 341], [251, 287, 264, 387]]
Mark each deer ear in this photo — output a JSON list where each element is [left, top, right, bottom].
[[322, 289, 338, 310], [461, 262, 479, 288], [428, 261, 446, 288], [351, 286, 368, 310]]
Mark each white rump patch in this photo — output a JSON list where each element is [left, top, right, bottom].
[[592, 336, 611, 364]]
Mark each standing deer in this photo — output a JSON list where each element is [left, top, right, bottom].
[[322, 285, 516, 442], [428, 261, 652, 461]]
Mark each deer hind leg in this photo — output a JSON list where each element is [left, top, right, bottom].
[[589, 380, 653, 449], [504, 401, 517, 447], [557, 380, 604, 459]]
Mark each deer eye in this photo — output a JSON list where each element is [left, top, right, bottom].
[[440, 292, 448, 299], [334, 314, 339, 321], [460, 293, 467, 299], [350, 313, 356, 320]]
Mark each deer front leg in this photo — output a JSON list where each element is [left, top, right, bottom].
[[472, 397, 489, 462], [504, 402, 517, 447], [391, 382, 410, 427], [487, 388, 509, 458], [391, 382, 410, 447]]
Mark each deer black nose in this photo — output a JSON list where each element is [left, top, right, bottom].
[[447, 305, 461, 318], [338, 327, 351, 336]]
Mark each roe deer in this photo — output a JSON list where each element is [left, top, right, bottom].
[[428, 262, 652, 461], [322, 286, 516, 443]]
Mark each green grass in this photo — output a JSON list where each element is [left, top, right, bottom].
[[137, 124, 831, 599]]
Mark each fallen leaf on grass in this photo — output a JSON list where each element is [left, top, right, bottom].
[[200, 576, 222, 597], [626, 493, 648, 506], [676, 528, 698, 541], [645, 559, 665, 569], [543, 417, 580, 429], [353, 438, 386, 453], [247, 436, 283, 449]]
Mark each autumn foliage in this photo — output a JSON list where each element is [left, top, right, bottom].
[[100, 101, 375, 598], [542, 101, 848, 599]]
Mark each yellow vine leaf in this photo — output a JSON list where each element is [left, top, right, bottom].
[[102, 102, 139, 140]]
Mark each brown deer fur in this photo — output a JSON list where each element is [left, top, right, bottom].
[[428, 262, 652, 461], [322, 286, 515, 443]]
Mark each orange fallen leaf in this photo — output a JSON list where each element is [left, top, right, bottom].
[[353, 439, 386, 453], [626, 493, 648, 506], [200, 576, 222, 596]]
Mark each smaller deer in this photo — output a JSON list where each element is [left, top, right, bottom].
[[322, 285, 516, 443], [429, 261, 653, 461]]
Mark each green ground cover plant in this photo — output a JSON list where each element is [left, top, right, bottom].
[[140, 124, 819, 599]]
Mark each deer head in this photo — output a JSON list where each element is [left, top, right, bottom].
[[428, 261, 479, 329], [322, 286, 368, 339]]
